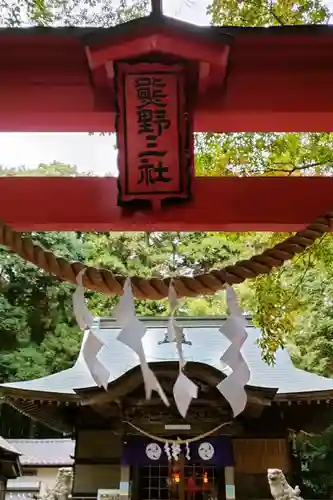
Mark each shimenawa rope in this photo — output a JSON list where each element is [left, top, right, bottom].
[[0, 214, 331, 299], [123, 420, 232, 444]]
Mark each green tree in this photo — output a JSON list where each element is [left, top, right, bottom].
[[196, 133, 333, 177], [0, 163, 85, 382], [295, 425, 333, 499], [0, 0, 149, 27], [208, 0, 330, 26], [83, 230, 242, 317]]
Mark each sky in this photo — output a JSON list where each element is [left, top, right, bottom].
[[0, 0, 210, 176]]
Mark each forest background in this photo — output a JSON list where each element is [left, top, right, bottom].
[[1, 0, 333, 496]]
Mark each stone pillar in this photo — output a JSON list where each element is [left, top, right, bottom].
[[225, 467, 236, 500]]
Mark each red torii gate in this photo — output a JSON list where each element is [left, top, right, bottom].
[[1, 0, 333, 233]]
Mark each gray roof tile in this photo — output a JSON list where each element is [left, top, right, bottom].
[[1, 318, 333, 397], [6, 439, 74, 466], [0, 437, 21, 456]]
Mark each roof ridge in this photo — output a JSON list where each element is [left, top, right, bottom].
[[7, 438, 73, 443]]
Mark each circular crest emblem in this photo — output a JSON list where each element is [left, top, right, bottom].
[[146, 442, 162, 460], [198, 442, 215, 460]]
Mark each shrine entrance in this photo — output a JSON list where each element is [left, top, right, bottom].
[[124, 430, 231, 500], [136, 460, 224, 500]]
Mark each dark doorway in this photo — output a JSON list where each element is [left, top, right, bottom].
[[135, 464, 225, 500], [138, 465, 170, 500]]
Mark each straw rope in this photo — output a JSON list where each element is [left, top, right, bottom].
[[0, 214, 331, 299], [123, 420, 232, 444]]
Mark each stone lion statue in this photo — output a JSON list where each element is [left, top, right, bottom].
[[39, 467, 73, 500], [267, 469, 302, 500]]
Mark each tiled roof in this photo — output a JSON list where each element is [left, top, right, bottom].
[[0, 437, 21, 456], [1, 317, 333, 398], [7, 480, 40, 490], [6, 439, 74, 466]]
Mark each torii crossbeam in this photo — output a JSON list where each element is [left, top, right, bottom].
[[1, 176, 333, 232], [0, 0, 333, 232]]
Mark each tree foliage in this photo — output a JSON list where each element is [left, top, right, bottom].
[[208, 0, 330, 26], [196, 133, 333, 177], [0, 163, 87, 383], [0, 0, 149, 27], [295, 425, 333, 499], [83, 230, 242, 317]]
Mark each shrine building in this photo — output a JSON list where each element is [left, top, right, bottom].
[[0, 317, 333, 500], [0, 438, 21, 500]]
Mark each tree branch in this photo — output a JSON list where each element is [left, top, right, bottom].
[[269, 0, 285, 25], [266, 161, 333, 176]]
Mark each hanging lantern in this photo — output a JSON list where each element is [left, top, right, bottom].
[[203, 471, 208, 484], [172, 472, 180, 484]]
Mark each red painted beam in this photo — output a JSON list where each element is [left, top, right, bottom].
[[1, 176, 333, 232], [0, 30, 332, 131], [2, 111, 333, 133]]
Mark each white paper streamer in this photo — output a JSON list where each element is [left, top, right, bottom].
[[173, 371, 198, 418], [83, 330, 110, 390], [185, 441, 191, 460], [168, 281, 198, 418], [116, 279, 169, 406], [72, 269, 94, 330], [164, 443, 171, 461], [73, 270, 110, 390], [171, 442, 181, 461], [216, 287, 250, 417]]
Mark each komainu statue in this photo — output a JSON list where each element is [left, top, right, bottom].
[[267, 469, 302, 500], [39, 467, 73, 500]]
